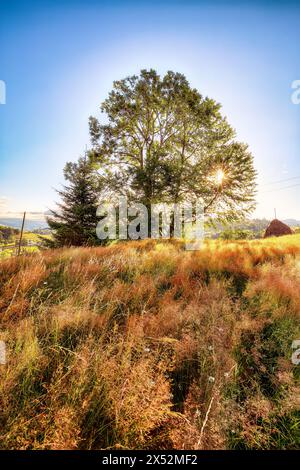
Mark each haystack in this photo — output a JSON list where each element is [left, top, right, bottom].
[[264, 219, 293, 238]]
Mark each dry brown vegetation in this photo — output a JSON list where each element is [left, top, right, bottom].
[[0, 235, 300, 449]]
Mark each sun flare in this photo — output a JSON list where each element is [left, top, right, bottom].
[[214, 168, 226, 185]]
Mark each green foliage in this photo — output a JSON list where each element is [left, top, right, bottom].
[[219, 228, 255, 240], [0, 225, 19, 243], [89, 69, 256, 224], [46, 157, 103, 247], [228, 411, 300, 450]]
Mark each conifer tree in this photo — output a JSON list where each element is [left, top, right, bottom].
[[46, 157, 101, 247]]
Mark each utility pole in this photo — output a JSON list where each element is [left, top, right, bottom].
[[17, 211, 26, 256]]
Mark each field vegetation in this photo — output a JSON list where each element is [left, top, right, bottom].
[[0, 229, 51, 259], [0, 235, 299, 449]]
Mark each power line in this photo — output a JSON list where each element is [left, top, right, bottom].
[[260, 175, 300, 187], [258, 183, 300, 194]]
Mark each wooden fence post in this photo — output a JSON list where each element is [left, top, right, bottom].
[[17, 212, 26, 256]]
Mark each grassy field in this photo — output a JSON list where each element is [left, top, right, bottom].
[[0, 245, 40, 259], [0, 231, 51, 259], [0, 235, 299, 449]]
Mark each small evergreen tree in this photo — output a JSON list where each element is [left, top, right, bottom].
[[46, 157, 101, 247]]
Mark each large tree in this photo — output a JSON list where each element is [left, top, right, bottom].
[[46, 157, 102, 247], [89, 69, 256, 224]]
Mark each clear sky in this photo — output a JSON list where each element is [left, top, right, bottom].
[[1, 0, 300, 220]]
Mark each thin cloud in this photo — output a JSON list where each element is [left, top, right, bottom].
[[0, 211, 46, 221], [0, 198, 46, 220], [0, 196, 9, 210]]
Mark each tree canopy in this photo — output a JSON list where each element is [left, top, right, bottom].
[[89, 69, 256, 224]]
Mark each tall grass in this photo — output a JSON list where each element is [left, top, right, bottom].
[[0, 235, 299, 449]]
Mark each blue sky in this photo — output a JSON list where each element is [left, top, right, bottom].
[[0, 0, 300, 219]]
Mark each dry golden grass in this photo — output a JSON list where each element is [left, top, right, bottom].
[[0, 234, 299, 449]]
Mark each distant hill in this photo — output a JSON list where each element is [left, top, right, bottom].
[[0, 218, 48, 231], [1, 216, 298, 236], [282, 219, 300, 227], [207, 218, 300, 239]]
